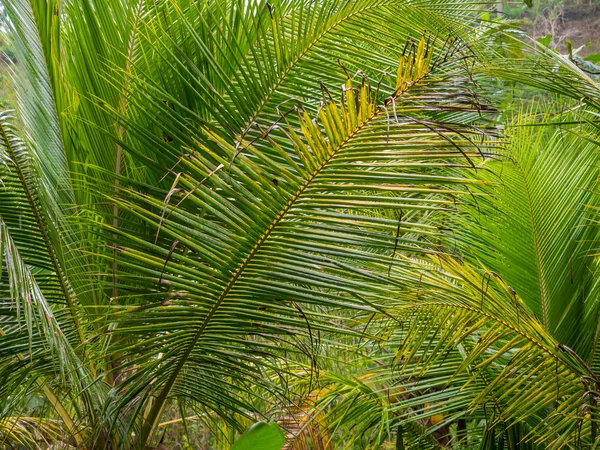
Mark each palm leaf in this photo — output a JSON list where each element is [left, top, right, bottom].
[[456, 111, 600, 359], [96, 33, 499, 447]]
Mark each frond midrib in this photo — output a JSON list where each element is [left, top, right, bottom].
[[511, 159, 549, 330]]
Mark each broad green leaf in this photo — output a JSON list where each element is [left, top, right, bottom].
[[585, 53, 600, 64], [536, 34, 552, 47], [231, 422, 285, 450]]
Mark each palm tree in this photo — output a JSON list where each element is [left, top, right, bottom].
[[1, 0, 598, 448]]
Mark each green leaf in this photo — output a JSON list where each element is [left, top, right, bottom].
[[231, 422, 285, 450], [536, 34, 552, 47], [396, 424, 405, 450], [524, 0, 533, 7], [585, 53, 600, 64], [566, 39, 573, 58]]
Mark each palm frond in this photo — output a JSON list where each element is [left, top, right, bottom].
[[2, 1, 92, 339], [456, 111, 600, 359], [481, 34, 600, 112], [94, 33, 500, 447], [306, 256, 595, 448], [0, 415, 63, 449]]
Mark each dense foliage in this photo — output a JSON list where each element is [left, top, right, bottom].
[[0, 0, 600, 449]]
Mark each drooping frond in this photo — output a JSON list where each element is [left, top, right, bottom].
[[0, 110, 85, 345], [2, 0, 93, 336], [481, 35, 600, 112], [0, 110, 103, 446], [0, 415, 63, 449], [303, 256, 596, 448], [0, 212, 90, 446]]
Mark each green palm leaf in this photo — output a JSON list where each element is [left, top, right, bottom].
[[457, 111, 600, 365], [307, 256, 595, 448], [98, 34, 498, 447]]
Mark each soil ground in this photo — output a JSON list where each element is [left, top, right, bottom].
[[524, 4, 600, 57]]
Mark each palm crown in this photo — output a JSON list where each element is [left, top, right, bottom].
[[1, 0, 600, 449]]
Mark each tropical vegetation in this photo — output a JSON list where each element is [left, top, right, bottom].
[[1, 0, 600, 448]]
